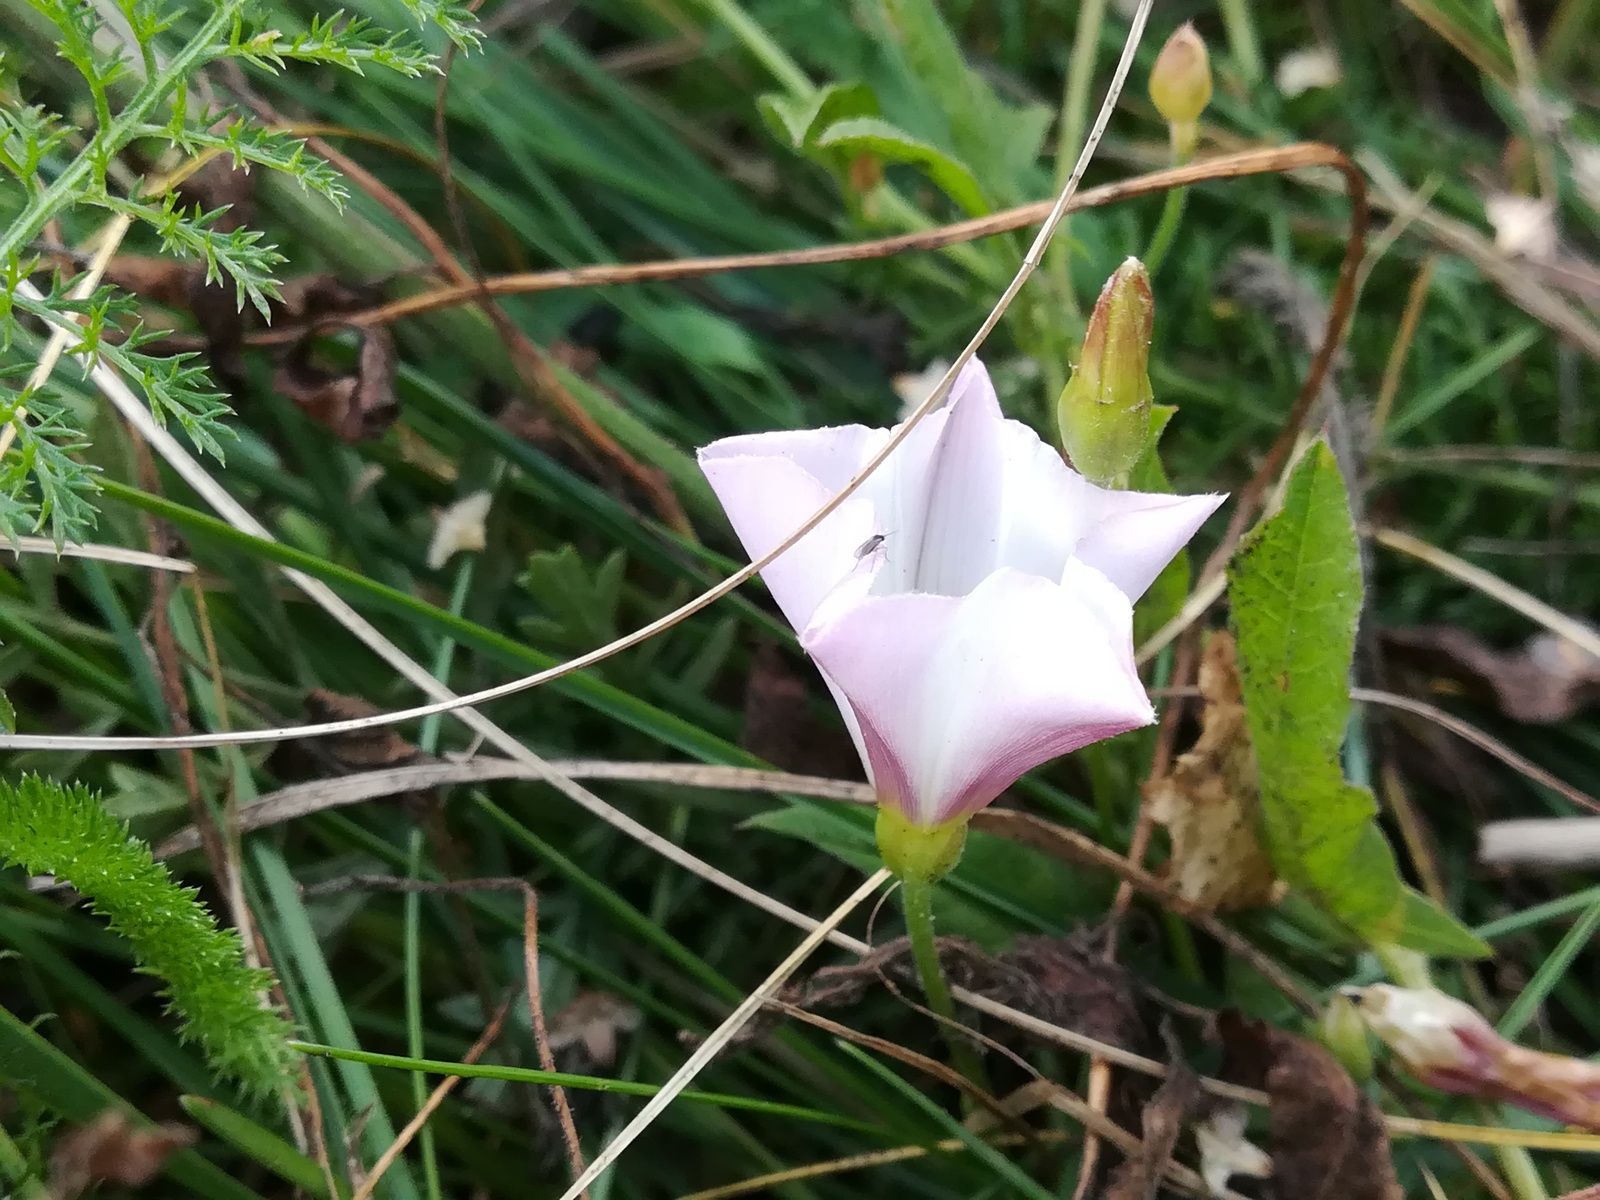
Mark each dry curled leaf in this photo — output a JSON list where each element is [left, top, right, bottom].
[[427, 491, 494, 571], [1218, 1011, 1401, 1200], [1104, 1027, 1201, 1200], [548, 990, 641, 1068], [1384, 624, 1600, 724], [1146, 631, 1285, 912], [734, 930, 1151, 1063], [47, 1110, 197, 1200], [274, 325, 399, 443], [1349, 984, 1600, 1130]]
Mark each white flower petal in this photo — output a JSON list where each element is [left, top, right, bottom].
[[803, 563, 1154, 824], [1075, 489, 1225, 601]]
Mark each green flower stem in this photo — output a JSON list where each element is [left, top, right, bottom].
[[1143, 184, 1188, 278], [900, 878, 990, 1094], [1145, 133, 1197, 277]]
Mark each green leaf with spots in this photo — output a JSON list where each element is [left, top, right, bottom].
[[1228, 441, 1486, 957]]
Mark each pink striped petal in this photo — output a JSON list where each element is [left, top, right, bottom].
[[802, 562, 1155, 825]]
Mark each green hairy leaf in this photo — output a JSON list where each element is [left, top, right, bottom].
[[0, 775, 296, 1092], [1228, 441, 1487, 957]]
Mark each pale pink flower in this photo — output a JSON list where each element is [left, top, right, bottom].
[[698, 360, 1222, 827]]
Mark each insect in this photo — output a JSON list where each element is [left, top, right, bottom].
[[854, 533, 886, 559]]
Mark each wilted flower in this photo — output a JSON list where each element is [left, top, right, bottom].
[[699, 360, 1221, 856], [1347, 984, 1600, 1129], [1057, 258, 1155, 487]]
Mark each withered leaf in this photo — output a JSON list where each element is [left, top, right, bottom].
[[47, 1110, 197, 1200], [274, 325, 399, 443], [1384, 624, 1600, 724], [548, 990, 641, 1068], [1218, 1011, 1401, 1200], [301, 689, 430, 772], [1103, 1027, 1202, 1200], [1146, 631, 1284, 913], [738, 931, 1151, 1066]]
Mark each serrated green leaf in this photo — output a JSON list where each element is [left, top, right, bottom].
[[813, 116, 988, 215], [1229, 441, 1484, 957]]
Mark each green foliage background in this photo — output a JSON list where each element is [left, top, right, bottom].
[[2, 0, 1598, 1197]]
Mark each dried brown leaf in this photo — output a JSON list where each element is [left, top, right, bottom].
[[302, 690, 426, 769], [273, 325, 399, 443], [1146, 632, 1284, 912], [1103, 1028, 1201, 1200], [549, 990, 640, 1068], [734, 931, 1151, 1064], [47, 1110, 197, 1200], [1218, 1011, 1401, 1200], [1384, 624, 1600, 723]]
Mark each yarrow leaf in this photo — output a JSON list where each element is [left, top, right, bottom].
[[0, 775, 295, 1093]]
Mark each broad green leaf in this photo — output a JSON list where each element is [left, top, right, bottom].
[[1229, 441, 1485, 957], [874, 0, 1047, 203], [758, 81, 878, 149], [0, 685, 13, 733], [813, 116, 989, 216], [1391, 888, 1493, 958]]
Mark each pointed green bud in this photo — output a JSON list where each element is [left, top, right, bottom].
[[1056, 258, 1155, 487], [1149, 23, 1212, 159], [875, 805, 967, 885], [1320, 993, 1375, 1083]]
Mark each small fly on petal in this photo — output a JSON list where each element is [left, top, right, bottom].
[[854, 534, 886, 560]]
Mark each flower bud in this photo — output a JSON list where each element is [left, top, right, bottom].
[[1150, 24, 1212, 159], [1056, 258, 1154, 487], [1320, 993, 1374, 1082], [876, 805, 967, 884]]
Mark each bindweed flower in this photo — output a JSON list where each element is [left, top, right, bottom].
[[699, 360, 1222, 879], [1346, 984, 1600, 1130], [1057, 258, 1155, 487], [1149, 23, 1212, 159]]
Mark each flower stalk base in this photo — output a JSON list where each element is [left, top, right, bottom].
[[899, 875, 990, 1094]]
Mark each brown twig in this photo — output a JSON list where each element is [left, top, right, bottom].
[[353, 998, 513, 1200], [1367, 253, 1437, 443], [301, 875, 587, 1193], [230, 145, 1361, 344], [216, 67, 688, 534]]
